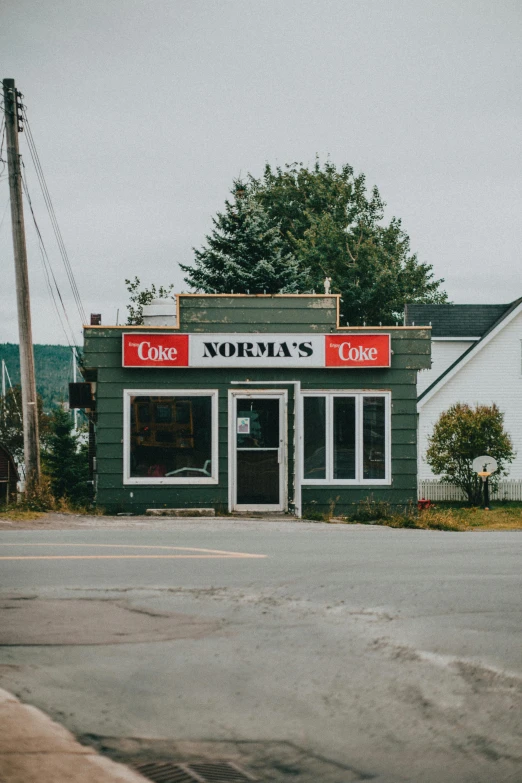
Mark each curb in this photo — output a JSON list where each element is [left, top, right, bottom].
[[0, 688, 147, 783]]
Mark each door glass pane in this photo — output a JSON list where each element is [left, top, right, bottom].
[[236, 398, 279, 448], [237, 451, 279, 504], [363, 397, 386, 479], [303, 397, 326, 479], [130, 395, 212, 478], [333, 397, 356, 479]]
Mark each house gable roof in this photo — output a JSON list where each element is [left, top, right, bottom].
[[405, 303, 511, 337], [417, 297, 522, 407]]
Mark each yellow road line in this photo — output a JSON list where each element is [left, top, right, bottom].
[[0, 554, 265, 560], [0, 543, 264, 557]]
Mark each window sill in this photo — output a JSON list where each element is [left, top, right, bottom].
[[302, 479, 391, 486], [124, 477, 219, 486]]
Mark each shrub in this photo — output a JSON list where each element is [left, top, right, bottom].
[[426, 403, 515, 505]]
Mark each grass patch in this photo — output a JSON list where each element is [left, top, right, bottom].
[[337, 497, 522, 531], [0, 507, 46, 522], [0, 477, 100, 522], [424, 505, 522, 531]]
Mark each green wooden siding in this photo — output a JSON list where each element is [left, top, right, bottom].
[[179, 295, 338, 333], [83, 295, 430, 515]]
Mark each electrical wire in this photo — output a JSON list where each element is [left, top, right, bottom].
[[23, 112, 87, 326], [0, 115, 6, 173], [19, 101, 87, 326], [20, 160, 81, 359], [21, 107, 87, 326], [0, 196, 10, 233], [2, 88, 81, 360], [1, 362, 26, 480], [2, 363, 23, 422], [21, 163, 79, 354]]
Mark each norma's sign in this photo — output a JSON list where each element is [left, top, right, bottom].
[[123, 333, 391, 368]]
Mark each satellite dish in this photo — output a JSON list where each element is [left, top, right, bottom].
[[472, 455, 498, 475]]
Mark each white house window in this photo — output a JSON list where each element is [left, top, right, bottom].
[[302, 392, 391, 485], [123, 390, 218, 484]]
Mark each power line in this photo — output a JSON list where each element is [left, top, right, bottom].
[[1, 362, 26, 480], [20, 160, 80, 358], [2, 363, 22, 421], [21, 107, 87, 325], [18, 100, 87, 326], [0, 115, 6, 173], [21, 166, 80, 354], [0, 196, 9, 233]]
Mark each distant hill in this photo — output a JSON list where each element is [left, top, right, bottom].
[[0, 344, 81, 412]]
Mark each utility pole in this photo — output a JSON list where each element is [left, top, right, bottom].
[[3, 78, 40, 489]]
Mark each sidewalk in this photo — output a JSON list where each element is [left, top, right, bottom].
[[0, 688, 147, 783]]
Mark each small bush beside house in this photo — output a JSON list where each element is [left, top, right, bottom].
[[426, 403, 515, 505]]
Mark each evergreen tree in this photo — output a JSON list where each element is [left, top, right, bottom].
[[44, 407, 91, 505], [180, 182, 309, 294]]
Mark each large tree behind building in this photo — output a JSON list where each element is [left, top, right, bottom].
[[426, 403, 515, 505], [181, 160, 447, 323], [180, 182, 309, 294], [253, 160, 447, 323]]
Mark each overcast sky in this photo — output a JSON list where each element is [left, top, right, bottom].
[[1, 0, 521, 345]]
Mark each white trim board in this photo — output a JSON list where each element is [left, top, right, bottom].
[[431, 336, 479, 342], [300, 391, 391, 486], [418, 301, 522, 408], [228, 389, 288, 513]]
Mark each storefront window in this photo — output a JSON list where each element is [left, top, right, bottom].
[[302, 392, 389, 484], [303, 397, 326, 479], [333, 397, 356, 479], [363, 397, 386, 480], [124, 391, 218, 483]]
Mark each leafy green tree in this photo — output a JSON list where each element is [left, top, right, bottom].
[[426, 403, 515, 505], [44, 407, 91, 506], [180, 181, 309, 294], [251, 159, 447, 324], [0, 386, 51, 462], [125, 277, 175, 325]]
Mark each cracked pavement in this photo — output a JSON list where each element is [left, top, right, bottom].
[[0, 517, 521, 782]]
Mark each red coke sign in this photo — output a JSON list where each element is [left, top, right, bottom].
[[325, 334, 391, 367], [123, 334, 189, 367]]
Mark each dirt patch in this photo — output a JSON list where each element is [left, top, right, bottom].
[[0, 598, 221, 646]]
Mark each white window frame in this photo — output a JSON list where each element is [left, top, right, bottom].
[[123, 389, 219, 485], [301, 390, 391, 486], [228, 388, 288, 513]]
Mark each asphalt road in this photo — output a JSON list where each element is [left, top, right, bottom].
[[0, 518, 521, 783]]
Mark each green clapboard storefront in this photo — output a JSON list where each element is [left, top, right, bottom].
[[81, 294, 430, 516]]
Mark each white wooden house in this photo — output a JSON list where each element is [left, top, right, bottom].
[[405, 300, 522, 488]]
